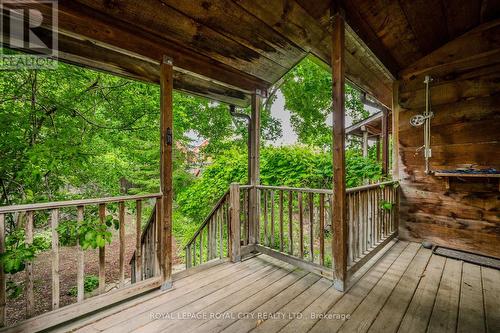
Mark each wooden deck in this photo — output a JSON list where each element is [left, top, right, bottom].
[[56, 241, 499, 333]]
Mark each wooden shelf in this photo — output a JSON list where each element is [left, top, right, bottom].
[[434, 172, 500, 191], [434, 172, 500, 178]]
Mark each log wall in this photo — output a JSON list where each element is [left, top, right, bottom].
[[395, 20, 500, 257]]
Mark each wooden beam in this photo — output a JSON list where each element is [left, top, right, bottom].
[[23, 1, 269, 93], [392, 81, 400, 180], [248, 92, 261, 244], [362, 127, 369, 158], [160, 56, 174, 288], [331, 11, 347, 291], [381, 108, 390, 175]]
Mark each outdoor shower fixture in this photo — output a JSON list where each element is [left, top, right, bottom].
[[229, 105, 251, 184], [410, 75, 434, 174]]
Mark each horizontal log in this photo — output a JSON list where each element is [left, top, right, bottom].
[[0, 193, 162, 214], [398, 94, 500, 132], [400, 221, 500, 258], [399, 73, 500, 109]]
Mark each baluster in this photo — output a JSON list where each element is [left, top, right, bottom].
[[98, 204, 106, 293], [270, 191, 275, 249], [308, 192, 314, 262], [25, 211, 34, 318], [319, 194, 325, 266], [298, 192, 303, 258], [51, 209, 59, 309], [288, 191, 293, 255], [135, 200, 142, 282], [279, 191, 284, 252], [193, 239, 196, 266], [263, 190, 268, 246], [199, 229, 203, 264], [119, 201, 125, 287], [0, 213, 5, 326], [348, 193, 353, 265]]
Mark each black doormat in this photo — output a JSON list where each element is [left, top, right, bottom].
[[433, 246, 500, 270]]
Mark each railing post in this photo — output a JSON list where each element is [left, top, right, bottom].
[[331, 8, 348, 292], [229, 183, 241, 262]]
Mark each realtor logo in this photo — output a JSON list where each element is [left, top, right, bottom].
[[0, 0, 58, 69]]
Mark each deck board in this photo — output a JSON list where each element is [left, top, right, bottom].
[[50, 241, 498, 333]]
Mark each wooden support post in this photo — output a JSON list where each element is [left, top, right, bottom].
[[392, 81, 400, 180], [248, 92, 261, 244], [51, 209, 59, 310], [381, 108, 390, 176], [361, 126, 368, 158], [0, 214, 5, 327], [76, 206, 85, 302], [98, 204, 106, 294], [160, 56, 174, 289], [376, 136, 381, 162], [229, 183, 241, 262], [331, 10, 347, 291]]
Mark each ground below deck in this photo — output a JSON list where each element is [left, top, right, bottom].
[[55, 241, 499, 333]]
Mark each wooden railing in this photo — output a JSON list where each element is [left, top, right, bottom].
[[346, 181, 399, 274], [0, 193, 161, 327], [254, 181, 399, 279], [183, 190, 230, 268]]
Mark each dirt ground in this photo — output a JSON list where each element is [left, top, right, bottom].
[[5, 214, 183, 327]]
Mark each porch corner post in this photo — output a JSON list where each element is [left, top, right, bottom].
[[392, 81, 400, 180], [331, 8, 347, 291], [229, 183, 241, 262], [248, 91, 261, 245], [160, 55, 173, 289], [381, 108, 390, 176]]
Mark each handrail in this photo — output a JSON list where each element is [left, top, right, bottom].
[[0, 193, 162, 214], [184, 190, 229, 249], [255, 180, 397, 195]]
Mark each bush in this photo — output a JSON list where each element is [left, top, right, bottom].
[[68, 275, 99, 296]]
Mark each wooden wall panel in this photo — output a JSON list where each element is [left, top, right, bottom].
[[397, 24, 500, 258]]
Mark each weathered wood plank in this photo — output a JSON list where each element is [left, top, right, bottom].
[[367, 247, 432, 332], [76, 207, 85, 302], [51, 209, 60, 310], [482, 266, 500, 333], [98, 204, 106, 294], [427, 258, 462, 333], [319, 193, 325, 266], [398, 254, 446, 333], [331, 242, 420, 332], [288, 191, 293, 255], [308, 192, 314, 262], [0, 214, 5, 326], [279, 191, 284, 252], [229, 184, 240, 262], [25, 211, 34, 318], [289, 242, 410, 333], [298, 192, 304, 258], [457, 262, 486, 333], [135, 201, 142, 282], [118, 202, 125, 287]]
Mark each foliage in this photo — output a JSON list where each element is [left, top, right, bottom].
[[177, 146, 382, 222], [68, 275, 99, 296], [279, 57, 369, 148], [379, 200, 394, 211], [57, 215, 118, 249], [0, 228, 52, 274]]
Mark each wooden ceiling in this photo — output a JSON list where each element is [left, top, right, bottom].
[[4, 0, 500, 107]]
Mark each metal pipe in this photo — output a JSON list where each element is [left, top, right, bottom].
[[229, 105, 251, 184], [423, 76, 433, 174]]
